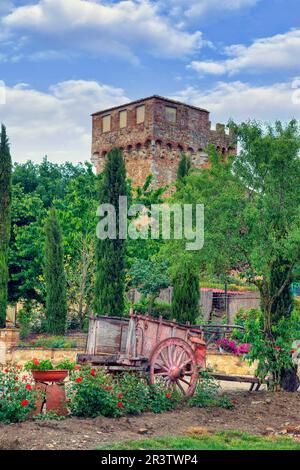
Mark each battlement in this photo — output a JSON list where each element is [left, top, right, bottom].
[[91, 95, 236, 187]]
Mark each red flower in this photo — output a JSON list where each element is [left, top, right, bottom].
[[14, 387, 19, 391], [291, 349, 296, 354], [105, 386, 112, 391], [117, 402, 123, 408], [76, 377, 83, 383], [274, 346, 281, 351], [21, 400, 29, 407], [118, 392, 123, 399], [166, 393, 171, 399], [74, 365, 81, 370], [33, 358, 39, 366], [91, 369, 96, 376], [4, 369, 9, 373], [14, 377, 19, 381], [232, 399, 238, 405], [25, 384, 32, 391]]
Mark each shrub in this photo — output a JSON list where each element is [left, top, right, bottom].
[[68, 367, 180, 418], [115, 373, 149, 415], [133, 299, 172, 320], [147, 382, 180, 413], [68, 367, 120, 418], [188, 372, 233, 409], [0, 366, 37, 424], [216, 337, 251, 356], [18, 335, 77, 349]]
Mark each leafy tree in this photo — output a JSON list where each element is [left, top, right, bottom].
[[177, 153, 191, 180], [0, 125, 12, 327], [170, 121, 300, 390], [129, 259, 170, 314], [9, 184, 46, 304], [172, 261, 200, 324], [94, 148, 127, 316], [127, 174, 166, 266], [44, 207, 67, 334], [55, 163, 99, 327]]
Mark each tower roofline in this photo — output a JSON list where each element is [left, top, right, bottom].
[[91, 94, 209, 116]]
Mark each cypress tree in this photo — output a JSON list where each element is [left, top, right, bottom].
[[0, 125, 12, 328], [94, 148, 127, 316], [44, 207, 67, 334], [177, 153, 191, 180], [172, 263, 200, 324]]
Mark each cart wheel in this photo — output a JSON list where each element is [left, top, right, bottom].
[[149, 337, 198, 397]]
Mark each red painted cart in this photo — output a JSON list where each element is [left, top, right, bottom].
[[77, 310, 207, 396]]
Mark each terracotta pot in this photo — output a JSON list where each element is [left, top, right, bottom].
[[31, 370, 69, 383]]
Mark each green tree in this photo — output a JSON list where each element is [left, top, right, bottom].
[[177, 153, 191, 180], [171, 261, 200, 324], [94, 148, 127, 316], [9, 184, 46, 304], [55, 163, 99, 328], [44, 207, 67, 334], [0, 125, 12, 327], [170, 121, 300, 389], [129, 259, 170, 314]]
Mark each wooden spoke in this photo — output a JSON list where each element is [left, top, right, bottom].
[[149, 337, 198, 397]]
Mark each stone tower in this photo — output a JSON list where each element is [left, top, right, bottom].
[[91, 95, 236, 187]]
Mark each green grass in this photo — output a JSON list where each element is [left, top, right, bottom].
[[98, 430, 300, 450]]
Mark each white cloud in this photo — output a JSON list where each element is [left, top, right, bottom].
[[0, 80, 129, 163], [190, 29, 300, 75], [164, 0, 259, 19], [2, 0, 204, 61], [0, 1, 14, 15], [170, 81, 300, 123]]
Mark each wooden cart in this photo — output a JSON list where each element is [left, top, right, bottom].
[[77, 311, 206, 396]]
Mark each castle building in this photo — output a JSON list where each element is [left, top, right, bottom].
[[91, 95, 236, 187]]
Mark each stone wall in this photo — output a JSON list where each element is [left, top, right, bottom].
[[0, 328, 20, 365], [207, 352, 257, 376], [92, 95, 236, 187], [7, 348, 83, 366], [3, 345, 256, 376]]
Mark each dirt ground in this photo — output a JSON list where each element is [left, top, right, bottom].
[[0, 390, 299, 450]]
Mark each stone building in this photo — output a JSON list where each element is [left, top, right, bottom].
[[91, 95, 236, 187]]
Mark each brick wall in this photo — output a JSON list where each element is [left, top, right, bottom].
[[92, 95, 236, 187]]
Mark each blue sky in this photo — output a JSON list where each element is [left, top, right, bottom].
[[0, 0, 300, 163]]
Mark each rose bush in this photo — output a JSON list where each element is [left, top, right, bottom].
[[67, 367, 180, 418], [0, 366, 38, 424]]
